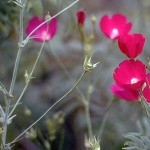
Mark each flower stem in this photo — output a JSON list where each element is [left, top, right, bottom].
[[46, 43, 86, 105], [10, 71, 86, 144], [26, 0, 79, 40], [138, 90, 150, 120], [9, 0, 80, 117], [85, 74, 93, 138], [1, 3, 25, 149], [9, 23, 48, 118]]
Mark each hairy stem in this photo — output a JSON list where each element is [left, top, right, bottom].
[[138, 90, 150, 120], [9, 0, 80, 117], [85, 74, 93, 138], [1, 2, 24, 149], [9, 24, 48, 118], [26, 0, 79, 40], [47, 43, 86, 104], [10, 71, 86, 144]]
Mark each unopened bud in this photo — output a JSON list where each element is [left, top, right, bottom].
[[91, 15, 97, 24], [83, 56, 99, 72], [45, 12, 51, 21], [76, 10, 86, 25], [24, 107, 32, 116]]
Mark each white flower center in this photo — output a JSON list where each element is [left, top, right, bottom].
[[41, 31, 50, 40], [110, 28, 119, 39], [131, 78, 138, 84]]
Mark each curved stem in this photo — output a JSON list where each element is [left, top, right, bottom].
[[47, 43, 86, 105], [10, 71, 86, 144], [1, 3, 24, 149], [98, 97, 114, 142], [138, 90, 150, 120], [85, 74, 93, 138], [9, 26, 48, 117], [9, 0, 24, 95], [26, 0, 79, 40], [9, 0, 80, 116]]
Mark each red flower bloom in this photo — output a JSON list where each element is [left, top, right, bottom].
[[113, 59, 146, 90], [110, 83, 139, 101], [76, 10, 86, 25], [142, 73, 150, 103], [100, 13, 132, 40], [118, 34, 145, 58], [26, 16, 57, 42]]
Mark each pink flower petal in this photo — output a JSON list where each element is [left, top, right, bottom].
[[26, 16, 58, 42], [111, 83, 139, 101], [118, 34, 145, 58], [76, 10, 86, 25], [113, 59, 146, 90], [99, 13, 132, 40], [142, 73, 150, 103]]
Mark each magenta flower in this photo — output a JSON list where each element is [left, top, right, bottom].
[[99, 13, 132, 40], [76, 10, 86, 25], [113, 59, 146, 90], [118, 34, 145, 58], [142, 73, 150, 103], [110, 83, 139, 101], [26, 16, 57, 42]]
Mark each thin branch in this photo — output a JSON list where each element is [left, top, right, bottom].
[[26, 0, 79, 40], [9, 71, 86, 144]]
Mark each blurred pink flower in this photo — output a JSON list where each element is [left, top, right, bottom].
[[110, 83, 139, 101], [118, 34, 145, 58], [142, 73, 150, 103], [113, 59, 146, 90], [26, 16, 57, 42], [76, 10, 86, 25], [99, 13, 132, 40]]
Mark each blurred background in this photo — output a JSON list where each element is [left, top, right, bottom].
[[0, 0, 150, 149]]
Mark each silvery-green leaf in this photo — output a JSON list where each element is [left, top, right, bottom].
[[124, 135, 145, 148], [141, 136, 150, 148]]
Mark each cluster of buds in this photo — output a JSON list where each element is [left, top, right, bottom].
[[76, 10, 99, 72]]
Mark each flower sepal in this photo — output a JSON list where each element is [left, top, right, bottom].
[[83, 56, 99, 72]]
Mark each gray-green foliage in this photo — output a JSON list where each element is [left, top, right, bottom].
[[0, 1, 19, 41], [123, 118, 150, 150]]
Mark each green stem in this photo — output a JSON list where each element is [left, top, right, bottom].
[[9, 0, 80, 117], [1, 3, 24, 149], [26, 0, 79, 40], [98, 97, 114, 142], [10, 71, 86, 144], [138, 90, 150, 120], [85, 74, 93, 138], [47, 43, 86, 105], [1, 98, 11, 149], [9, 25, 48, 118]]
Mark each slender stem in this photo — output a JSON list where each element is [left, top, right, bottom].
[[85, 74, 93, 138], [85, 102, 93, 138], [47, 43, 86, 104], [138, 90, 150, 120], [26, 0, 79, 40], [9, 25, 48, 118], [10, 71, 86, 144], [9, 47, 23, 95], [1, 98, 11, 149], [9, 0, 80, 126], [98, 97, 114, 142], [1, 3, 24, 149], [9, 1, 24, 95]]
